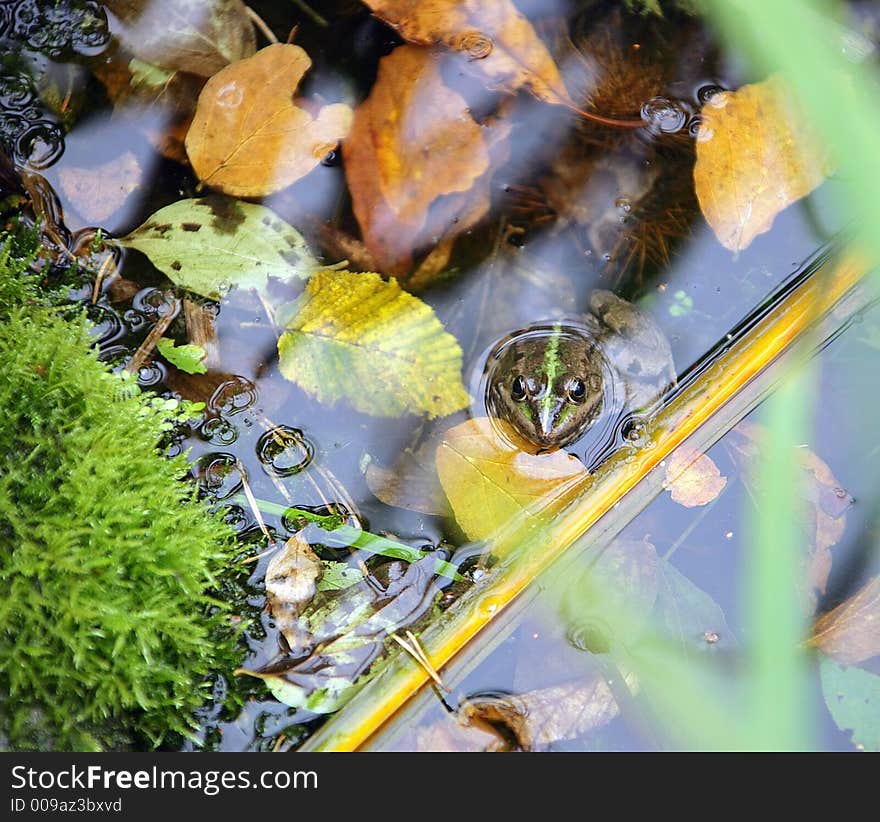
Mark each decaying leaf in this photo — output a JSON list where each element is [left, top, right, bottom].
[[810, 576, 880, 665], [662, 446, 727, 508], [58, 151, 142, 225], [365, 434, 450, 516], [694, 74, 832, 252], [819, 656, 880, 751], [343, 45, 509, 276], [185, 44, 353, 197], [156, 337, 207, 375], [105, 0, 256, 77], [237, 557, 440, 713], [277, 269, 470, 419], [362, 0, 568, 104], [120, 197, 320, 299], [265, 532, 323, 648], [435, 417, 589, 544], [728, 421, 853, 605]]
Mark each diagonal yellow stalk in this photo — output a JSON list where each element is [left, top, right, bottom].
[[301, 248, 871, 751]]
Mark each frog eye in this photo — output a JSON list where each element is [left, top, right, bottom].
[[511, 375, 527, 402], [567, 378, 587, 404]]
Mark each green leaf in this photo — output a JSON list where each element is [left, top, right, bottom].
[[120, 197, 319, 300], [277, 269, 470, 418], [819, 656, 880, 751], [318, 561, 364, 591], [156, 337, 207, 374]]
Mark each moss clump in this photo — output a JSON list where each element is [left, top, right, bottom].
[[0, 238, 237, 750]]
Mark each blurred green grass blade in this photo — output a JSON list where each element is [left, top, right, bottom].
[[745, 362, 817, 750]]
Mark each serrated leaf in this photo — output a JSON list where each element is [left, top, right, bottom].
[[435, 417, 589, 545], [819, 656, 880, 751], [120, 197, 319, 299], [186, 44, 353, 197], [277, 270, 470, 418], [156, 337, 207, 374]]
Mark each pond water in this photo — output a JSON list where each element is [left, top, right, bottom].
[[1, 0, 876, 751]]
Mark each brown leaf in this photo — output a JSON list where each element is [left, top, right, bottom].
[[810, 576, 880, 665], [662, 446, 727, 508], [105, 0, 256, 77], [185, 44, 353, 197], [435, 417, 589, 545], [343, 46, 507, 276], [694, 74, 832, 252], [58, 151, 142, 225], [366, 438, 450, 517], [363, 0, 568, 104], [265, 532, 322, 649]]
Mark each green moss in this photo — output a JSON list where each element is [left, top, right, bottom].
[[0, 238, 238, 750]]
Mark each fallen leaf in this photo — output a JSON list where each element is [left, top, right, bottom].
[[58, 151, 142, 225], [265, 532, 322, 648], [317, 561, 364, 592], [435, 417, 589, 544], [662, 446, 727, 508], [185, 43, 353, 197], [237, 557, 440, 713], [363, 0, 568, 104], [277, 269, 470, 419], [819, 656, 880, 751], [365, 435, 450, 516], [810, 576, 880, 665], [344, 45, 508, 276], [156, 337, 207, 374], [105, 0, 256, 77], [694, 74, 832, 252], [120, 196, 320, 300]]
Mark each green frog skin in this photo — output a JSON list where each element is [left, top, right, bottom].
[[487, 290, 675, 451]]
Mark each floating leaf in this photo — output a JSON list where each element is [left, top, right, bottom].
[[435, 417, 589, 544], [662, 446, 727, 508], [265, 533, 322, 648], [120, 197, 319, 299], [277, 269, 470, 418], [237, 556, 440, 712], [57, 151, 142, 226], [156, 337, 207, 375], [810, 576, 880, 665], [185, 44, 353, 197], [694, 74, 832, 252], [819, 656, 880, 751], [362, 0, 568, 104], [105, 0, 256, 77], [344, 45, 508, 276]]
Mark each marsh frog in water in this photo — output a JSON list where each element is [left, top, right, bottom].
[[486, 290, 675, 452]]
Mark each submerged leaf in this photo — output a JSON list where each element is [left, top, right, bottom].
[[435, 417, 589, 544], [156, 337, 207, 374], [186, 44, 353, 197], [58, 151, 142, 225], [662, 446, 727, 508], [344, 45, 507, 276], [819, 656, 880, 751], [810, 576, 880, 665], [362, 0, 568, 103], [120, 197, 319, 299], [105, 0, 256, 77], [277, 270, 470, 418], [265, 533, 323, 648], [694, 74, 832, 252]]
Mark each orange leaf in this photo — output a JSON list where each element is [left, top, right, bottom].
[[662, 446, 727, 508], [810, 576, 880, 665], [435, 417, 588, 544], [363, 0, 568, 104], [694, 74, 832, 252], [185, 44, 353, 197]]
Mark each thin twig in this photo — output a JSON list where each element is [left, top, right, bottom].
[[289, 0, 328, 27], [238, 459, 275, 546], [245, 6, 279, 44], [125, 298, 179, 374], [391, 631, 449, 692]]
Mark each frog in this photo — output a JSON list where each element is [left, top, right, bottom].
[[485, 290, 675, 452]]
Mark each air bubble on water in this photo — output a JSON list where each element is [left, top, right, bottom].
[[195, 453, 243, 501], [697, 84, 726, 105], [16, 121, 63, 169], [641, 96, 688, 134], [208, 376, 257, 417], [256, 426, 314, 477], [202, 416, 239, 446]]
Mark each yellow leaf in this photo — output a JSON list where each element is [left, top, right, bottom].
[[185, 44, 353, 197], [278, 270, 470, 418], [810, 576, 880, 666], [435, 417, 589, 544], [662, 446, 727, 508], [362, 0, 568, 104], [694, 74, 832, 252]]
